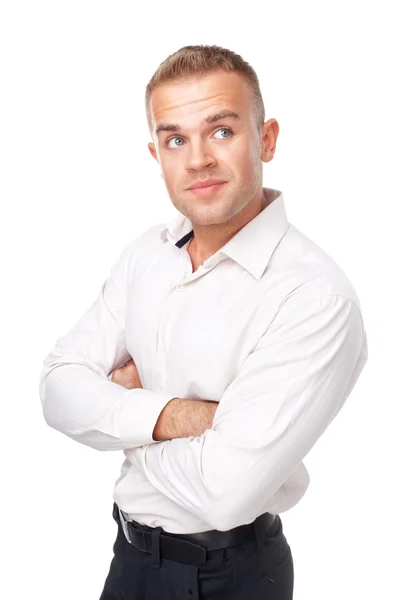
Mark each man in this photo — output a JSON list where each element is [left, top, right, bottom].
[[39, 44, 368, 599]]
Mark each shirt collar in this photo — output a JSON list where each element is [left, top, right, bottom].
[[159, 187, 289, 280]]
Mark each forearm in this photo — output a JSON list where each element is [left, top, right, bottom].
[[152, 397, 218, 441], [40, 362, 176, 451]]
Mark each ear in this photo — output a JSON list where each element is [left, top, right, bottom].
[[261, 119, 279, 163], [148, 142, 159, 162]]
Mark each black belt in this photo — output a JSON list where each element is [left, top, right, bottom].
[[113, 502, 276, 565]]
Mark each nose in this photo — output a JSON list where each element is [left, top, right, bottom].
[[185, 138, 217, 172]]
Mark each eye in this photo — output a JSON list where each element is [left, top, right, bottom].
[[214, 127, 233, 139], [165, 127, 233, 149], [166, 136, 185, 149]]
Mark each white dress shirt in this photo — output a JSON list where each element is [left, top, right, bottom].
[[39, 187, 368, 533]]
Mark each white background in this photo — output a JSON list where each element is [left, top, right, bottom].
[[1, 1, 398, 598]]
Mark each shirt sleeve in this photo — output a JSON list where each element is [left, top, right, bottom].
[[127, 294, 368, 530], [39, 233, 176, 451]]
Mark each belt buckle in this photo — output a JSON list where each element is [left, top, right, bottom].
[[118, 508, 208, 564], [118, 509, 149, 551], [118, 507, 132, 544]]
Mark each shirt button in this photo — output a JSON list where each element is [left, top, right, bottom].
[[175, 284, 184, 292]]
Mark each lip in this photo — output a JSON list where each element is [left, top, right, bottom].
[[187, 182, 227, 196], [187, 179, 227, 190]]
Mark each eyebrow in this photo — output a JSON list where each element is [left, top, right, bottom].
[[155, 109, 240, 136]]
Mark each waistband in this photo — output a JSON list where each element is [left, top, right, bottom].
[[113, 502, 277, 566]]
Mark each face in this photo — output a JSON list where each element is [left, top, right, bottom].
[[148, 69, 279, 228]]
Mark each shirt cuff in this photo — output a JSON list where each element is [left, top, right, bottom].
[[119, 389, 177, 447]]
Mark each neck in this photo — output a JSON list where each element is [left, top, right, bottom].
[[188, 185, 269, 259]]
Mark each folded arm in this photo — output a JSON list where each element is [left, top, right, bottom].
[[39, 232, 176, 451], [127, 294, 368, 531]]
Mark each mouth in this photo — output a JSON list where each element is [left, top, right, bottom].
[[186, 182, 227, 196]]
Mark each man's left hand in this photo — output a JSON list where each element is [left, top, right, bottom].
[[111, 359, 143, 389]]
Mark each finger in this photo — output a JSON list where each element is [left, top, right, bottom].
[[118, 359, 134, 369]]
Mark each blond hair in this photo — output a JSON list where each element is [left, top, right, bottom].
[[145, 44, 265, 136]]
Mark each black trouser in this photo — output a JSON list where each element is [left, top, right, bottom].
[[99, 502, 294, 599]]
